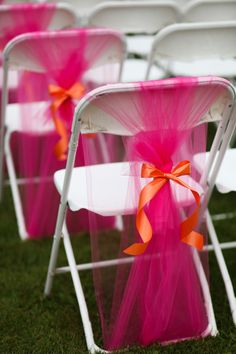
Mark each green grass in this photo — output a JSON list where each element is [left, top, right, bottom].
[[1, 186, 236, 353]]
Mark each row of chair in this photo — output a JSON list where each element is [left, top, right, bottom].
[[2, 1, 236, 84], [1, 31, 236, 353], [1, 1, 236, 353]]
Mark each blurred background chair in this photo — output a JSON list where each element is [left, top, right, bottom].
[[146, 21, 236, 81], [183, 0, 236, 22], [87, 1, 181, 81], [0, 28, 125, 239], [0, 2, 77, 123]]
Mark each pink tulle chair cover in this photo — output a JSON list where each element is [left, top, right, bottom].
[[81, 77, 226, 350], [0, 4, 56, 51], [0, 4, 57, 109], [12, 29, 124, 237]]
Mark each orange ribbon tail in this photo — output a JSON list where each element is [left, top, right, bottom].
[[48, 82, 85, 160], [124, 160, 204, 256]]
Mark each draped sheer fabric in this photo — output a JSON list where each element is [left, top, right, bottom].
[[0, 3, 56, 51], [81, 77, 226, 349], [11, 29, 123, 237], [0, 3, 57, 105]]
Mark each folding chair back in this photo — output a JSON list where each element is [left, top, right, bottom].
[[3, 29, 125, 73], [146, 21, 236, 79], [87, 0, 181, 34], [77, 78, 235, 196], [45, 77, 236, 352], [183, 0, 236, 22], [87, 0, 180, 79], [51, 0, 114, 18]]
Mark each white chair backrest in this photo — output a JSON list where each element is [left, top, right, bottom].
[[0, 3, 77, 32], [87, 1, 181, 34], [183, 0, 236, 22], [57, 0, 113, 16], [3, 29, 126, 73], [147, 21, 236, 73], [74, 77, 235, 136], [50, 3, 78, 28]]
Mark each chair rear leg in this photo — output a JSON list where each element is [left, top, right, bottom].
[[5, 129, 28, 239], [206, 209, 236, 325], [115, 215, 123, 231], [193, 248, 218, 336], [0, 126, 5, 202], [62, 224, 103, 353]]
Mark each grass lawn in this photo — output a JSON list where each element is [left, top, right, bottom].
[[1, 185, 236, 354]]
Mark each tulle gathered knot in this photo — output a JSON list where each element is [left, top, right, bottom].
[[124, 160, 204, 256]]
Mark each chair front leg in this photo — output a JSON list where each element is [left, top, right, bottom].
[[44, 202, 68, 297]]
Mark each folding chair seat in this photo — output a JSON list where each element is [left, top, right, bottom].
[[54, 161, 203, 215], [45, 77, 236, 353], [87, 1, 181, 81], [0, 28, 126, 239], [147, 21, 236, 81], [0, 3, 77, 101]]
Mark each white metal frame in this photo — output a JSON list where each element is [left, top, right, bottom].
[[0, 29, 126, 239], [44, 78, 236, 352]]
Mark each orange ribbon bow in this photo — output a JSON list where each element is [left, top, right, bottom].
[[48, 82, 85, 160], [124, 160, 204, 256]]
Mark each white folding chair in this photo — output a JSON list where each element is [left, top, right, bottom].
[[0, 29, 126, 239], [146, 21, 236, 80], [183, 0, 236, 22], [44, 77, 236, 353], [87, 1, 181, 81]]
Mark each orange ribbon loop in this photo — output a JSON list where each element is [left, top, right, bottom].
[[48, 82, 85, 160], [124, 160, 204, 256]]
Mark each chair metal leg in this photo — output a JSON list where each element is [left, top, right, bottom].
[[193, 248, 218, 336], [206, 209, 236, 325], [115, 215, 123, 231], [0, 62, 8, 203], [0, 126, 5, 202], [62, 225, 108, 353], [5, 129, 28, 239], [44, 201, 68, 297]]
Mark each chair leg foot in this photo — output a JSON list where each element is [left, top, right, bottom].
[[92, 344, 109, 353], [232, 303, 236, 326]]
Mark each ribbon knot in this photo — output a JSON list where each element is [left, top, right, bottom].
[[48, 82, 85, 160], [124, 160, 204, 256]]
